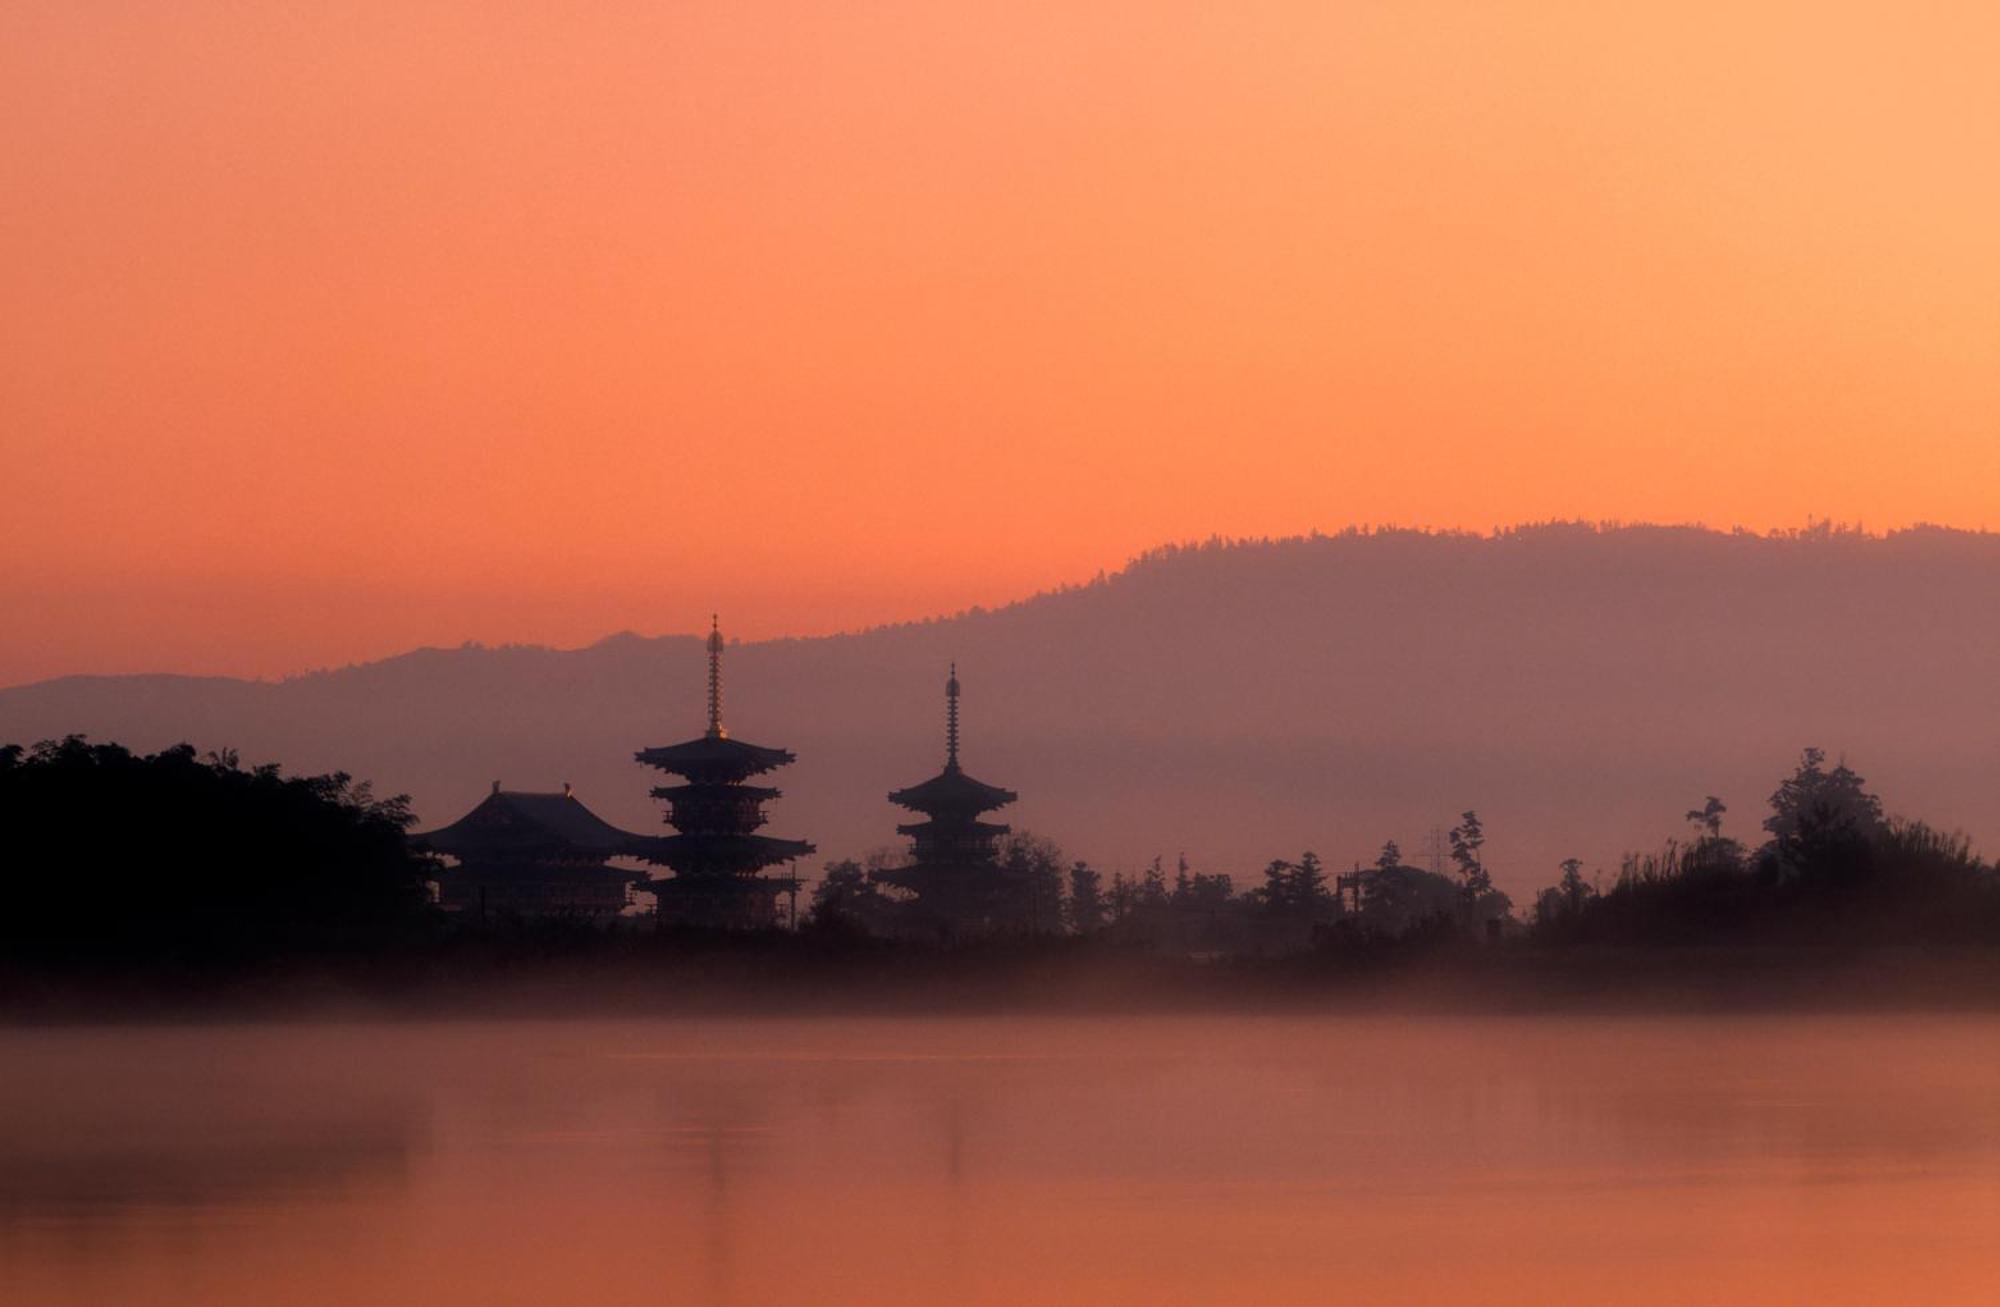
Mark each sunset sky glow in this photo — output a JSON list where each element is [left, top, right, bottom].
[[5, 2, 1998, 685]]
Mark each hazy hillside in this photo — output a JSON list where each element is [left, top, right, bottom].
[[5, 524, 1998, 899]]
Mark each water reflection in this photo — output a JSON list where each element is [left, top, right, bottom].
[[0, 1028, 417, 1221], [2, 1016, 1998, 1305], [0, 1108, 412, 1217]]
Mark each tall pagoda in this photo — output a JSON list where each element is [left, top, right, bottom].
[[877, 664, 1021, 937], [630, 617, 813, 929]]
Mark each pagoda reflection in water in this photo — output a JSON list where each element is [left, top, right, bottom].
[[631, 617, 813, 928]]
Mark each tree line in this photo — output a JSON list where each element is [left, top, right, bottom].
[[4, 737, 1997, 970], [0, 737, 433, 966], [808, 747, 2000, 950]]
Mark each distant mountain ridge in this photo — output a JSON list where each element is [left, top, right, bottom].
[[6, 524, 1998, 898]]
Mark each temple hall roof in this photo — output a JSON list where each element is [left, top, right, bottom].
[[416, 788, 647, 857]]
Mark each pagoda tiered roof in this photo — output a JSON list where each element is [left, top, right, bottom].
[[648, 781, 782, 802], [630, 832, 815, 874], [634, 734, 796, 779], [888, 765, 1018, 815], [893, 815, 1012, 841]]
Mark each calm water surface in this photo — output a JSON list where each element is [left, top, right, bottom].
[[3, 1015, 1997, 1305]]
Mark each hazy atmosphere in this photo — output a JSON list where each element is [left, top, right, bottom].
[[8, 6, 2000, 1304], [10, 1016, 1999, 1306], [7, 525, 1999, 898], [5, 2, 1999, 685]]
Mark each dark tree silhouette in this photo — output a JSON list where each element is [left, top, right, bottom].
[[1255, 858, 1292, 909], [1531, 749, 1996, 946], [807, 859, 887, 933], [1106, 870, 1136, 925], [1171, 865, 1234, 911], [1448, 811, 1491, 917], [1289, 851, 1330, 913], [998, 833, 1067, 935], [1359, 861, 1463, 937], [1066, 862, 1106, 934], [1253, 852, 1332, 920], [1558, 858, 1589, 904], [0, 737, 436, 964], [1685, 796, 1727, 842], [1762, 748, 1884, 882], [1533, 857, 1597, 929]]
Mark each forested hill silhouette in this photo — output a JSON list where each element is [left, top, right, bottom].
[[4, 523, 1997, 897]]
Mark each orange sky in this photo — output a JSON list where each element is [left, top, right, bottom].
[[4, 2, 1997, 686]]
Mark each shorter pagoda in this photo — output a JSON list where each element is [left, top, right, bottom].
[[877, 664, 1021, 938], [417, 782, 644, 916], [630, 618, 813, 929]]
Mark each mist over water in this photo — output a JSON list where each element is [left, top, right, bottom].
[[4, 1014, 1997, 1305]]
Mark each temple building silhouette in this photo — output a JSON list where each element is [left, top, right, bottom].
[[631, 617, 813, 928], [416, 782, 643, 916], [877, 664, 1021, 939]]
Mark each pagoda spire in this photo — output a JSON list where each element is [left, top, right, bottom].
[[945, 663, 961, 770], [705, 614, 726, 739]]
